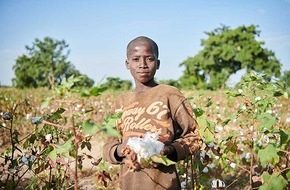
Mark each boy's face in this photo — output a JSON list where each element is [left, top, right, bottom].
[[126, 42, 160, 85]]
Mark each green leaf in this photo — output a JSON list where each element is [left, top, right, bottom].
[[205, 98, 212, 107], [29, 134, 37, 144], [41, 97, 52, 109], [221, 118, 231, 126], [80, 86, 108, 97], [101, 125, 120, 137], [193, 108, 204, 117], [47, 148, 57, 163], [61, 75, 81, 89], [197, 115, 214, 143], [90, 86, 108, 96], [258, 144, 279, 166], [69, 149, 77, 158], [260, 173, 287, 190], [224, 140, 239, 154], [207, 120, 215, 132], [48, 140, 75, 159], [279, 129, 289, 148], [101, 112, 121, 137], [273, 91, 283, 97], [51, 108, 65, 120], [81, 141, 92, 151], [283, 91, 289, 99], [57, 140, 74, 156], [82, 120, 100, 135], [258, 112, 276, 131], [139, 158, 151, 168], [47, 140, 75, 161], [226, 90, 242, 98], [286, 170, 290, 180], [150, 154, 176, 166]]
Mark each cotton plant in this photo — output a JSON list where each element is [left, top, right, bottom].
[[126, 132, 175, 167]]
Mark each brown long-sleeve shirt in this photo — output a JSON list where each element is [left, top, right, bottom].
[[103, 84, 202, 190]]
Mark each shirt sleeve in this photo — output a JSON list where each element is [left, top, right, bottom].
[[170, 99, 203, 161], [103, 136, 123, 164]]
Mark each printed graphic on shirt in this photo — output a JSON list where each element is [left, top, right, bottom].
[[119, 101, 170, 134]]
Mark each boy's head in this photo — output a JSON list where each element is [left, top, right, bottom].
[[126, 36, 159, 59], [125, 36, 160, 86]]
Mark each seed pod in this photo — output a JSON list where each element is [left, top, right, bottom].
[[3, 112, 12, 120], [31, 116, 42, 124]]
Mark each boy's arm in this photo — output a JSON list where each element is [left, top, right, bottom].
[[170, 100, 203, 161]]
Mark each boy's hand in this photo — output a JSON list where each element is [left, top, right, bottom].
[[160, 145, 175, 156], [117, 141, 141, 171], [160, 145, 177, 162], [123, 148, 141, 171], [151, 145, 176, 168], [116, 139, 129, 157]]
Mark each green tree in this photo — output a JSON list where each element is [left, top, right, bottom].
[[12, 37, 94, 89], [281, 70, 290, 87], [158, 79, 180, 88], [179, 25, 282, 90], [100, 77, 132, 90]]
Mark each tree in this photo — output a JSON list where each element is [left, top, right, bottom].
[[179, 25, 282, 90], [100, 77, 132, 90], [281, 70, 290, 87], [12, 37, 94, 89]]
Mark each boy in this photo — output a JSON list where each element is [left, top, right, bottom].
[[103, 36, 202, 190]]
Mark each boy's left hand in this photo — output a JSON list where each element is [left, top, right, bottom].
[[152, 146, 176, 168], [159, 145, 177, 163], [160, 145, 176, 156]]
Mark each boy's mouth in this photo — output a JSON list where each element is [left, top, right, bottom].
[[138, 71, 150, 76]]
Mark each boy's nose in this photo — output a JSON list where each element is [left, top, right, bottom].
[[139, 58, 148, 68]]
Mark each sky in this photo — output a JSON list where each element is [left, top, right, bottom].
[[0, 0, 290, 86]]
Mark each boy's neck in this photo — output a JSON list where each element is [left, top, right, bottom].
[[135, 80, 158, 92]]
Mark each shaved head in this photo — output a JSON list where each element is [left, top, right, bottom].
[[126, 36, 159, 58]]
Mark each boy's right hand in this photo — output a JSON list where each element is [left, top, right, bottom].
[[116, 139, 128, 157], [116, 140, 141, 171]]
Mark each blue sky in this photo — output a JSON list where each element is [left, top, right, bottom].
[[1, 0, 290, 86]]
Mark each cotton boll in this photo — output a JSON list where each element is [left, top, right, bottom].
[[139, 148, 150, 161], [127, 138, 143, 153], [181, 181, 186, 189], [152, 140, 164, 154], [21, 156, 29, 165], [21, 154, 35, 165], [255, 96, 261, 101], [208, 142, 215, 148], [144, 132, 159, 141], [211, 179, 225, 188], [146, 147, 155, 158], [286, 116, 290, 123], [126, 132, 165, 163], [45, 134, 53, 142], [230, 162, 236, 169], [202, 166, 209, 173], [208, 163, 215, 169]]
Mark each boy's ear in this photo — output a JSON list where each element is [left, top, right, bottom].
[[156, 60, 160, 69], [125, 59, 130, 69]]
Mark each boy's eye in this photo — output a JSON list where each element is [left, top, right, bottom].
[[147, 57, 155, 61]]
